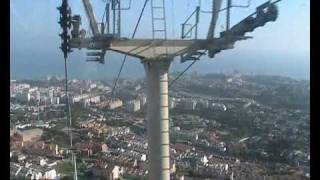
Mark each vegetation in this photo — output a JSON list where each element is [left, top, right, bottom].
[[41, 128, 70, 147], [57, 161, 74, 179]]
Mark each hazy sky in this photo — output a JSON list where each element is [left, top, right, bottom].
[[10, 0, 310, 80]]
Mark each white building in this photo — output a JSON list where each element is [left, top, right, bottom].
[[18, 154, 26, 161], [201, 155, 209, 166], [72, 94, 90, 103], [89, 83, 97, 89], [169, 97, 176, 109], [97, 85, 105, 90], [140, 95, 147, 106], [198, 100, 209, 109], [17, 83, 30, 90], [107, 99, 123, 109], [101, 144, 108, 153], [126, 100, 140, 112], [40, 96, 49, 105], [82, 95, 100, 107], [48, 89, 54, 101], [28, 87, 38, 93], [171, 161, 176, 174], [51, 97, 60, 105], [40, 159, 47, 166], [72, 94, 100, 107], [16, 92, 31, 102], [184, 99, 197, 110], [102, 86, 111, 92], [135, 85, 141, 91], [110, 166, 123, 180], [141, 154, 147, 161], [211, 103, 227, 111], [43, 169, 57, 179], [36, 91, 41, 102], [110, 127, 130, 136]]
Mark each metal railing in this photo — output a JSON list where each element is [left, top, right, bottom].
[[181, 6, 200, 39]]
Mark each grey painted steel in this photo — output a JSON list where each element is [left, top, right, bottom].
[[144, 60, 170, 180], [226, 0, 232, 30], [82, 0, 100, 35], [207, 0, 222, 39]]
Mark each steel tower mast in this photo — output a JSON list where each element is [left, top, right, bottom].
[[58, 0, 281, 179]]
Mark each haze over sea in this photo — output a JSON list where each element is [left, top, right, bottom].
[[10, 0, 309, 81], [10, 51, 309, 81]]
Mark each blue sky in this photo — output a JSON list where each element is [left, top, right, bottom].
[[10, 0, 310, 80]]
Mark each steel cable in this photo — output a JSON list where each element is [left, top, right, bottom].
[[169, 59, 197, 88], [110, 0, 149, 98]]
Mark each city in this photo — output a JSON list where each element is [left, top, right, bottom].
[[10, 72, 310, 179], [9, 0, 311, 179]]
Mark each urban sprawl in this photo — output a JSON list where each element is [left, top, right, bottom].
[[10, 72, 310, 180]]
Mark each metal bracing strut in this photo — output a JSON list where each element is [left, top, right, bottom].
[[82, 0, 100, 35], [226, 0, 232, 30], [207, 0, 223, 39]]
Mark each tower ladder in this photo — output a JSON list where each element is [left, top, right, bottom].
[[151, 0, 168, 56]]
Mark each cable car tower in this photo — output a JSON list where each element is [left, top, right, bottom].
[[58, 0, 281, 179]]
